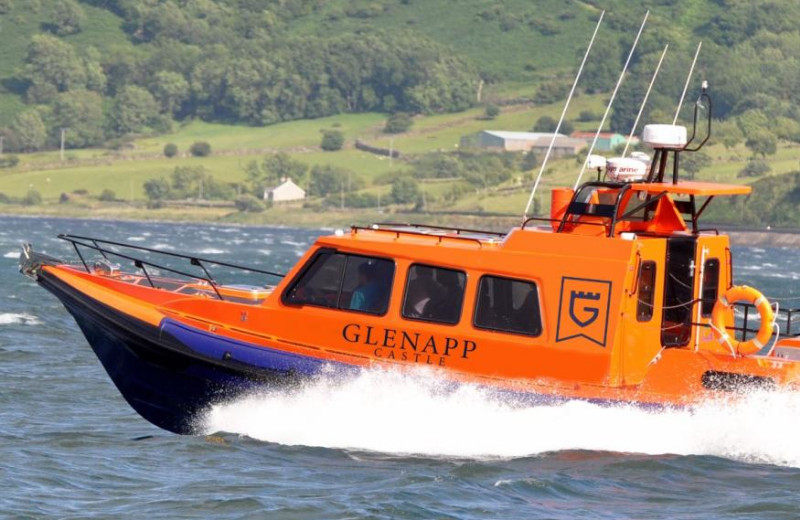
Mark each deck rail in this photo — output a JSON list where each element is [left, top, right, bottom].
[[734, 302, 800, 340], [58, 234, 284, 301]]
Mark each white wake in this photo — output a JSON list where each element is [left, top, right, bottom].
[[202, 369, 800, 467], [0, 312, 42, 325]]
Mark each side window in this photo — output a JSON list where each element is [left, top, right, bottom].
[[339, 256, 394, 315], [474, 276, 542, 336], [701, 258, 720, 317], [637, 261, 656, 322], [285, 251, 393, 315], [402, 264, 466, 324]]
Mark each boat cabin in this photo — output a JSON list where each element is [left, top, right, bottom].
[[261, 122, 756, 392]]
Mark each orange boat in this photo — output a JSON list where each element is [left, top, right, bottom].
[[19, 92, 800, 434]]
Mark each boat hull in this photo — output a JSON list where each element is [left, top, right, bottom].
[[38, 269, 304, 434]]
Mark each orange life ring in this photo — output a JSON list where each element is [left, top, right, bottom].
[[711, 285, 774, 356]]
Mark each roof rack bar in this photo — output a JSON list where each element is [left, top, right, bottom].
[[374, 222, 506, 237], [351, 226, 486, 247]]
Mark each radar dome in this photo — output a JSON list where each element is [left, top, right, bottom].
[[606, 157, 647, 182], [642, 124, 687, 150], [586, 154, 607, 170]]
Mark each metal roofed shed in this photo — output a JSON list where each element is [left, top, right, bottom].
[[462, 130, 586, 156]]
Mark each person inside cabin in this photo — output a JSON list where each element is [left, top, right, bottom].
[[423, 269, 463, 323], [349, 261, 383, 313], [514, 287, 542, 335], [405, 267, 443, 318]]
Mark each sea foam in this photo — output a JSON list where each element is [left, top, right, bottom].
[[203, 369, 800, 467], [0, 313, 41, 325]]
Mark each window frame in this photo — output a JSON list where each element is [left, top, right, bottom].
[[401, 263, 467, 326], [701, 258, 721, 318], [636, 261, 657, 322], [472, 274, 543, 338], [282, 248, 395, 317]]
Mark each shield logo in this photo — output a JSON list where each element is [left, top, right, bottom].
[[569, 290, 601, 327], [557, 277, 612, 346]]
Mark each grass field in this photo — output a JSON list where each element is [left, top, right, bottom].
[[0, 94, 609, 200], [2, 89, 800, 225]]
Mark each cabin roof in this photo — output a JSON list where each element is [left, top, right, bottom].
[[628, 181, 752, 196]]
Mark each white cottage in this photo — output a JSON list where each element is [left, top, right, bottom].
[[263, 178, 306, 203]]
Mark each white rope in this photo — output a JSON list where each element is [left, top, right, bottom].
[[766, 321, 781, 357], [623, 44, 668, 158], [522, 11, 605, 222], [574, 10, 650, 189], [673, 41, 702, 125], [708, 320, 737, 358]]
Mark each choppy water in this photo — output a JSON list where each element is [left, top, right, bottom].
[[2, 216, 800, 519]]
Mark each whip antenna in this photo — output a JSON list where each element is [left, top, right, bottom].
[[574, 10, 649, 189], [622, 44, 669, 158], [522, 11, 605, 223], [673, 41, 702, 125]]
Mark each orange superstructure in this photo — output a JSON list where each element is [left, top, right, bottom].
[[18, 95, 800, 434]]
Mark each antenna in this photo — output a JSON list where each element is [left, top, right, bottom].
[[573, 10, 649, 189], [622, 44, 668, 158], [673, 41, 702, 125], [522, 11, 605, 223]]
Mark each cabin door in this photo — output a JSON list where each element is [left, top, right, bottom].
[[661, 236, 697, 347]]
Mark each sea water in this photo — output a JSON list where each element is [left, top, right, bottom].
[[2, 216, 799, 519]]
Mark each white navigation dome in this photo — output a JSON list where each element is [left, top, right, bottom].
[[630, 151, 651, 164], [606, 157, 647, 182], [586, 154, 607, 170], [642, 124, 688, 149]]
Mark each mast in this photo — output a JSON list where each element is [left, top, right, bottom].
[[622, 44, 669, 158], [573, 10, 650, 189], [674, 42, 702, 125], [521, 11, 605, 223]]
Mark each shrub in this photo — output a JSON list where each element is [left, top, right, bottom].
[[533, 115, 557, 132], [99, 189, 116, 201], [164, 143, 178, 158], [0, 193, 11, 204], [521, 152, 538, 171], [484, 104, 500, 119], [578, 110, 598, 122], [320, 130, 345, 151], [22, 189, 42, 206], [143, 178, 171, 200], [738, 159, 771, 178], [0, 155, 20, 168], [106, 136, 135, 151], [189, 141, 212, 157], [343, 192, 378, 208], [391, 177, 420, 204], [234, 194, 265, 213], [384, 113, 413, 134]]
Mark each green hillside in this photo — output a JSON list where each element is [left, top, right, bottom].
[[2, 0, 799, 133], [1, 0, 800, 228]]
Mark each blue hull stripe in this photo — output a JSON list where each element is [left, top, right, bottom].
[[160, 318, 350, 376]]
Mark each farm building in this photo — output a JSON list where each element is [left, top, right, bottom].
[[570, 131, 628, 152], [263, 178, 306, 203], [461, 130, 586, 156]]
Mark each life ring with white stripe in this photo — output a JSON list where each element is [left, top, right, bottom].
[[711, 285, 774, 356]]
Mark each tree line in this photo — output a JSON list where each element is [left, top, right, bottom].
[[0, 0, 478, 152]]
